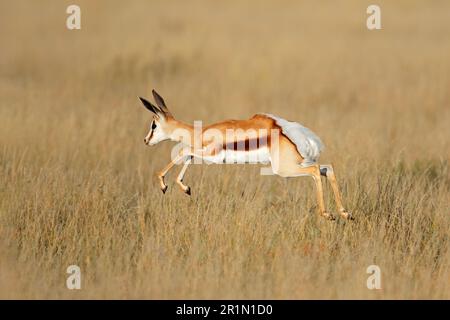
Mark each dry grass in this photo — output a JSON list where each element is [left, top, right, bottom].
[[0, 0, 449, 299]]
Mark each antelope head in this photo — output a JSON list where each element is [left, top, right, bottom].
[[139, 89, 173, 146]]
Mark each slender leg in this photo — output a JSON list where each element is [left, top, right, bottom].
[[283, 164, 334, 220], [176, 155, 193, 195], [156, 154, 185, 193], [320, 164, 353, 219]]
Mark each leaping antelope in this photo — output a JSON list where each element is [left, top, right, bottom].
[[139, 89, 352, 220]]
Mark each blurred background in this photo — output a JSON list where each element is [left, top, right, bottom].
[[0, 0, 449, 299]]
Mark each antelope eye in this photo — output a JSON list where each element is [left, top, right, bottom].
[[151, 122, 157, 130]]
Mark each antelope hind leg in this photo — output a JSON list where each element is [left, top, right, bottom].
[[320, 164, 353, 220]]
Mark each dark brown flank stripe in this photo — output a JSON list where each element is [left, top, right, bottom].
[[222, 137, 268, 151]]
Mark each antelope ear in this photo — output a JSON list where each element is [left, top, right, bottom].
[[152, 89, 172, 116], [139, 97, 161, 116]]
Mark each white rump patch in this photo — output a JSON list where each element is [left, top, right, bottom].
[[263, 113, 324, 167]]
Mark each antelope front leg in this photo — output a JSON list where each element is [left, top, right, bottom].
[[176, 155, 193, 195], [156, 155, 184, 194]]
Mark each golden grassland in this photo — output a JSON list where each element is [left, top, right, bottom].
[[0, 0, 449, 299]]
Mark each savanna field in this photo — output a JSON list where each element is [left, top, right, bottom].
[[0, 0, 449, 299]]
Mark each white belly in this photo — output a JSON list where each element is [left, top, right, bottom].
[[202, 147, 271, 164]]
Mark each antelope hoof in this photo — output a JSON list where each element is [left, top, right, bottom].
[[322, 212, 335, 221], [161, 185, 168, 194], [184, 186, 191, 196], [340, 210, 354, 220]]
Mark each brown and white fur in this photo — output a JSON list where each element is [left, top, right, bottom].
[[140, 90, 352, 220]]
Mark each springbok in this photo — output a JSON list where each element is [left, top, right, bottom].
[[140, 89, 352, 220]]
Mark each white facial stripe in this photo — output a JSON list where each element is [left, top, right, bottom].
[[144, 119, 170, 145]]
